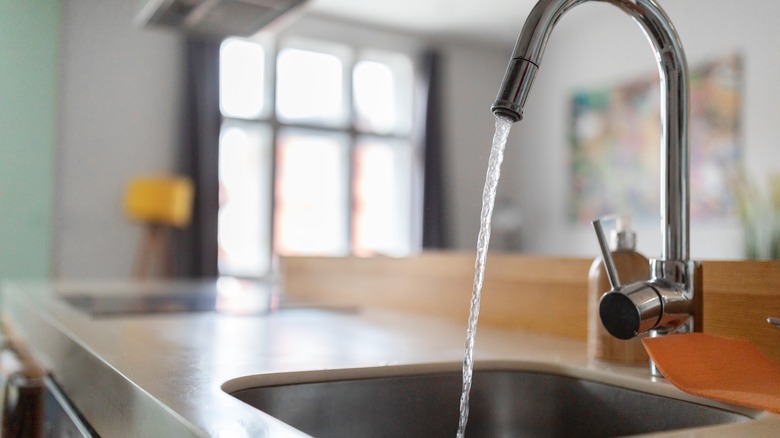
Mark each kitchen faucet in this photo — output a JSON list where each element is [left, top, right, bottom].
[[491, 0, 701, 373]]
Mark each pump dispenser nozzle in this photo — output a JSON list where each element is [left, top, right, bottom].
[[612, 215, 636, 251]]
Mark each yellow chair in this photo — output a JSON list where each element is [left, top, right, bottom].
[[124, 175, 194, 279]]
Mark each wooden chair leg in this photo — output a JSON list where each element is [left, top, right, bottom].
[[133, 224, 168, 279]]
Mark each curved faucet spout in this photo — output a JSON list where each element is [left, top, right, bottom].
[[493, 0, 699, 354], [492, 0, 689, 266]]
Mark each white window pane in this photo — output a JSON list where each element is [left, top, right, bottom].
[[218, 121, 273, 276], [354, 61, 396, 133], [353, 137, 413, 256], [276, 47, 347, 127], [220, 38, 266, 119], [354, 51, 414, 135], [275, 129, 350, 255]]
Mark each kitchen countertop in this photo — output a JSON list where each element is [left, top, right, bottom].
[[2, 279, 779, 437]]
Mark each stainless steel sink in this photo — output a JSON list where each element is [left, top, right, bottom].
[[225, 363, 754, 437]]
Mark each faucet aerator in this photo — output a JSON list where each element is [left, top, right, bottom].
[[491, 104, 523, 122]]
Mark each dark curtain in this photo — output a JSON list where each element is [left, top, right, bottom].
[[420, 50, 449, 249], [174, 37, 222, 277]]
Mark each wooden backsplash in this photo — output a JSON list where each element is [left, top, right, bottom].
[[281, 252, 780, 363]]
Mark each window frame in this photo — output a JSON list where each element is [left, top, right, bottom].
[[218, 33, 422, 277]]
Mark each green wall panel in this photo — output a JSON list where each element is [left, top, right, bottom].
[[0, 0, 60, 278]]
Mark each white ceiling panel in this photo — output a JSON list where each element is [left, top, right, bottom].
[[305, 0, 536, 44]]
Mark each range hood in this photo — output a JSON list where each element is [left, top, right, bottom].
[[135, 0, 309, 37]]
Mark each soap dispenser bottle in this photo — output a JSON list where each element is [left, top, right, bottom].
[[587, 216, 649, 365]]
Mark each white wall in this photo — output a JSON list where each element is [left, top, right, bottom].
[[439, 42, 517, 250], [55, 0, 183, 278], [496, 1, 780, 261]]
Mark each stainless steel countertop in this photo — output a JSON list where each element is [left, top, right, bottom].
[[2, 279, 779, 437]]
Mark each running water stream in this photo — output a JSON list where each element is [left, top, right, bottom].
[[456, 114, 514, 437]]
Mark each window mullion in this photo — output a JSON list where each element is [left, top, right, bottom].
[[344, 51, 357, 254], [267, 39, 279, 270]]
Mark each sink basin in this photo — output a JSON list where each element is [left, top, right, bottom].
[[224, 362, 754, 437]]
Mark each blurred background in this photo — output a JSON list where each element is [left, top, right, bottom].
[[2, 0, 779, 280]]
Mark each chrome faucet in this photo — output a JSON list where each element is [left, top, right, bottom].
[[492, 0, 701, 371]]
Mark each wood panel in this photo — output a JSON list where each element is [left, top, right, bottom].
[[282, 252, 591, 340], [702, 260, 780, 363], [282, 253, 780, 362]]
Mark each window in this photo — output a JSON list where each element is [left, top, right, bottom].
[[218, 36, 419, 277]]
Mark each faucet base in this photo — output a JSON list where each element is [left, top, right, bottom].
[[598, 260, 702, 342], [648, 315, 695, 377], [650, 259, 703, 333]]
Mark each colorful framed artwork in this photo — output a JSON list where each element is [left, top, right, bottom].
[[570, 54, 742, 223]]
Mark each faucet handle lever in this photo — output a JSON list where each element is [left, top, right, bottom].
[[592, 219, 621, 290]]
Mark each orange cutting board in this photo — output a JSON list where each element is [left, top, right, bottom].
[[643, 333, 780, 413]]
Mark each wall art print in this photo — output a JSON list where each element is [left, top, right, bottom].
[[569, 54, 742, 223]]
